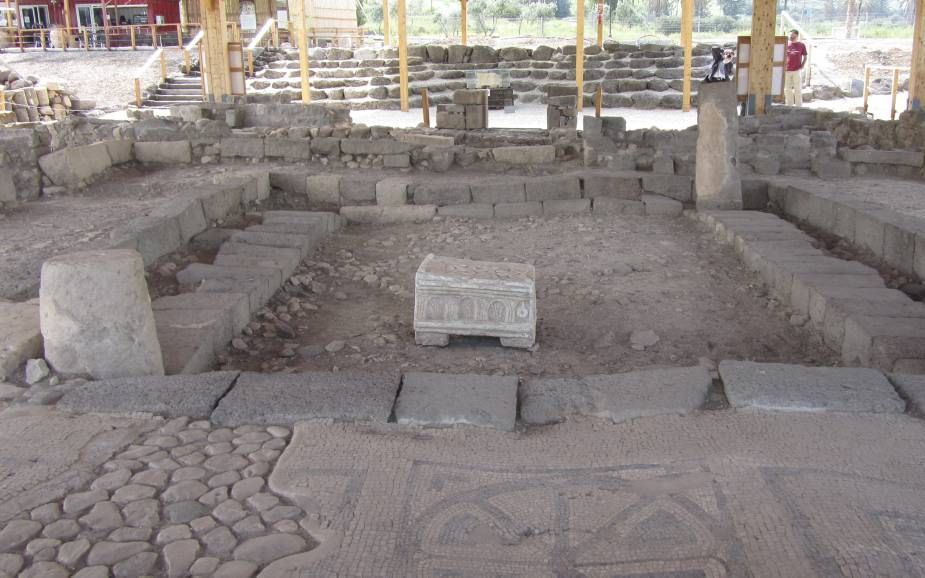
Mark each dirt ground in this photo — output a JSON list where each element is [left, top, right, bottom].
[[218, 211, 842, 377], [0, 48, 186, 111], [0, 163, 249, 299]]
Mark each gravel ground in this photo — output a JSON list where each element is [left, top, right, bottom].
[[0, 48, 186, 111], [218, 211, 841, 377]]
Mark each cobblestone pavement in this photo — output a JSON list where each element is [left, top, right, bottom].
[[0, 409, 314, 577], [269, 412, 925, 577]]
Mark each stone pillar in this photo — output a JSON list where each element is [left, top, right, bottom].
[[695, 81, 742, 210], [40, 249, 164, 379]]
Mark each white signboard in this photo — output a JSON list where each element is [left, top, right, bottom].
[[276, 9, 288, 29]]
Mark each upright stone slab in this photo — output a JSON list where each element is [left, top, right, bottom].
[[40, 249, 164, 379], [695, 82, 742, 210], [414, 254, 536, 348]]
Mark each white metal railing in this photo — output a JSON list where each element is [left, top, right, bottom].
[[133, 47, 166, 107]]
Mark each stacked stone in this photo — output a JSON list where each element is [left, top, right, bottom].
[[436, 90, 488, 130], [247, 42, 714, 110], [0, 67, 92, 125], [0, 418, 314, 578]]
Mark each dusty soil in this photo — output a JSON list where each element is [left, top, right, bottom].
[[0, 163, 249, 299], [219, 211, 842, 377], [0, 48, 186, 111]]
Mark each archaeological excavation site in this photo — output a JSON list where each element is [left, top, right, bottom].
[[1, 0, 925, 572]]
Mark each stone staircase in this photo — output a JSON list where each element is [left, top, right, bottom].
[[248, 42, 714, 111], [143, 75, 203, 107]]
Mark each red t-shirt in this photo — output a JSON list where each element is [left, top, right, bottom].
[[787, 41, 807, 71]]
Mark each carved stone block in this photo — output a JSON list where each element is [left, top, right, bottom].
[[414, 254, 536, 349]]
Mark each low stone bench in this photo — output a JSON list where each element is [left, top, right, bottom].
[[414, 254, 536, 349]]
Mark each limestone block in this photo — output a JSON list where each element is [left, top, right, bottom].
[[412, 182, 471, 206], [494, 202, 543, 218], [916, 232, 925, 281], [340, 205, 436, 224], [694, 82, 742, 209], [470, 179, 526, 204], [375, 178, 409, 206], [338, 175, 378, 205], [593, 198, 645, 215], [221, 137, 265, 159], [105, 140, 134, 165], [150, 199, 208, 244], [838, 149, 924, 166], [38, 143, 112, 188], [109, 216, 183, 266], [492, 145, 555, 165], [641, 174, 693, 202], [397, 133, 455, 147], [198, 184, 244, 221], [0, 300, 41, 381], [642, 194, 683, 216], [339, 139, 414, 156], [270, 171, 308, 194], [395, 372, 518, 431], [414, 254, 536, 348], [152, 292, 250, 335], [134, 141, 192, 164], [264, 139, 312, 160], [524, 175, 581, 202], [40, 250, 164, 379], [0, 168, 15, 203], [842, 314, 925, 371], [544, 199, 591, 215], [582, 173, 642, 199], [306, 175, 341, 205]]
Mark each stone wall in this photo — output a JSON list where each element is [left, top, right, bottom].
[[248, 42, 715, 111]]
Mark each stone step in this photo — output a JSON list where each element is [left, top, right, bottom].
[[150, 94, 202, 102], [229, 230, 314, 258], [394, 372, 519, 431], [57, 371, 239, 418], [213, 253, 301, 281], [211, 371, 401, 426], [176, 263, 278, 309], [151, 292, 251, 335], [156, 88, 203, 96], [520, 366, 712, 426], [718, 361, 904, 414]]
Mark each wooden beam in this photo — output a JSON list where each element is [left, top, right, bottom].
[[748, 0, 777, 114], [460, 0, 467, 45], [421, 87, 430, 127], [911, 0, 925, 109], [63, 0, 72, 48], [291, 0, 311, 103], [596, 0, 603, 47], [398, 0, 408, 111], [382, 0, 390, 45], [891, 67, 900, 119], [862, 66, 871, 113], [575, 0, 584, 111], [198, 0, 230, 100], [681, 0, 693, 111]]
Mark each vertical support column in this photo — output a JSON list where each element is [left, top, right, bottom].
[[460, 0, 467, 45], [382, 0, 390, 45], [575, 0, 584, 111], [596, 0, 603, 47], [398, 0, 408, 111], [421, 87, 430, 126], [891, 67, 900, 119], [63, 0, 73, 48], [747, 0, 777, 114], [681, 0, 693, 112], [862, 66, 871, 113], [911, 0, 925, 109], [594, 85, 602, 117], [130, 24, 136, 49], [291, 0, 311, 103], [199, 0, 230, 100]]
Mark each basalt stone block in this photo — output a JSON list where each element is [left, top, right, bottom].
[[414, 254, 536, 349], [583, 173, 642, 200], [395, 372, 518, 431], [412, 182, 470, 206], [695, 82, 741, 210], [470, 179, 526, 204]]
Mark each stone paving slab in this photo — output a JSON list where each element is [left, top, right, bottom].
[[719, 361, 904, 413], [57, 371, 239, 418], [0, 300, 41, 381], [267, 413, 925, 577], [151, 292, 251, 334], [394, 372, 518, 431], [520, 366, 712, 425], [262, 210, 340, 234], [211, 371, 401, 426]]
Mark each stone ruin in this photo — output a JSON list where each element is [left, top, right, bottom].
[[0, 66, 95, 125]]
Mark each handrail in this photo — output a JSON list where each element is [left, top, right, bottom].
[[133, 47, 165, 107], [182, 30, 204, 72], [862, 65, 910, 120], [245, 19, 278, 76]]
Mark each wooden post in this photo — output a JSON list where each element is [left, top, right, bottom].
[[575, 0, 584, 111], [176, 23, 182, 46], [747, 0, 777, 114], [0, 90, 6, 111], [183, 48, 190, 71], [891, 67, 900, 119], [291, 0, 311, 103], [398, 0, 408, 111], [681, 0, 693, 112], [382, 0, 390, 45], [198, 0, 230, 100], [271, 20, 278, 47], [596, 0, 603, 47], [160, 49, 167, 82], [82, 28, 88, 50], [594, 85, 602, 117], [17, 28, 22, 52], [103, 8, 110, 50], [39, 28, 45, 49], [247, 49, 254, 76], [460, 0, 466, 45], [911, 0, 925, 110], [134, 78, 141, 106], [150, 24, 156, 47], [421, 87, 430, 126], [130, 24, 136, 49], [862, 66, 871, 113]]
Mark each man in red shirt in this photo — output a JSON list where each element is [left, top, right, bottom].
[[784, 29, 808, 106]]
